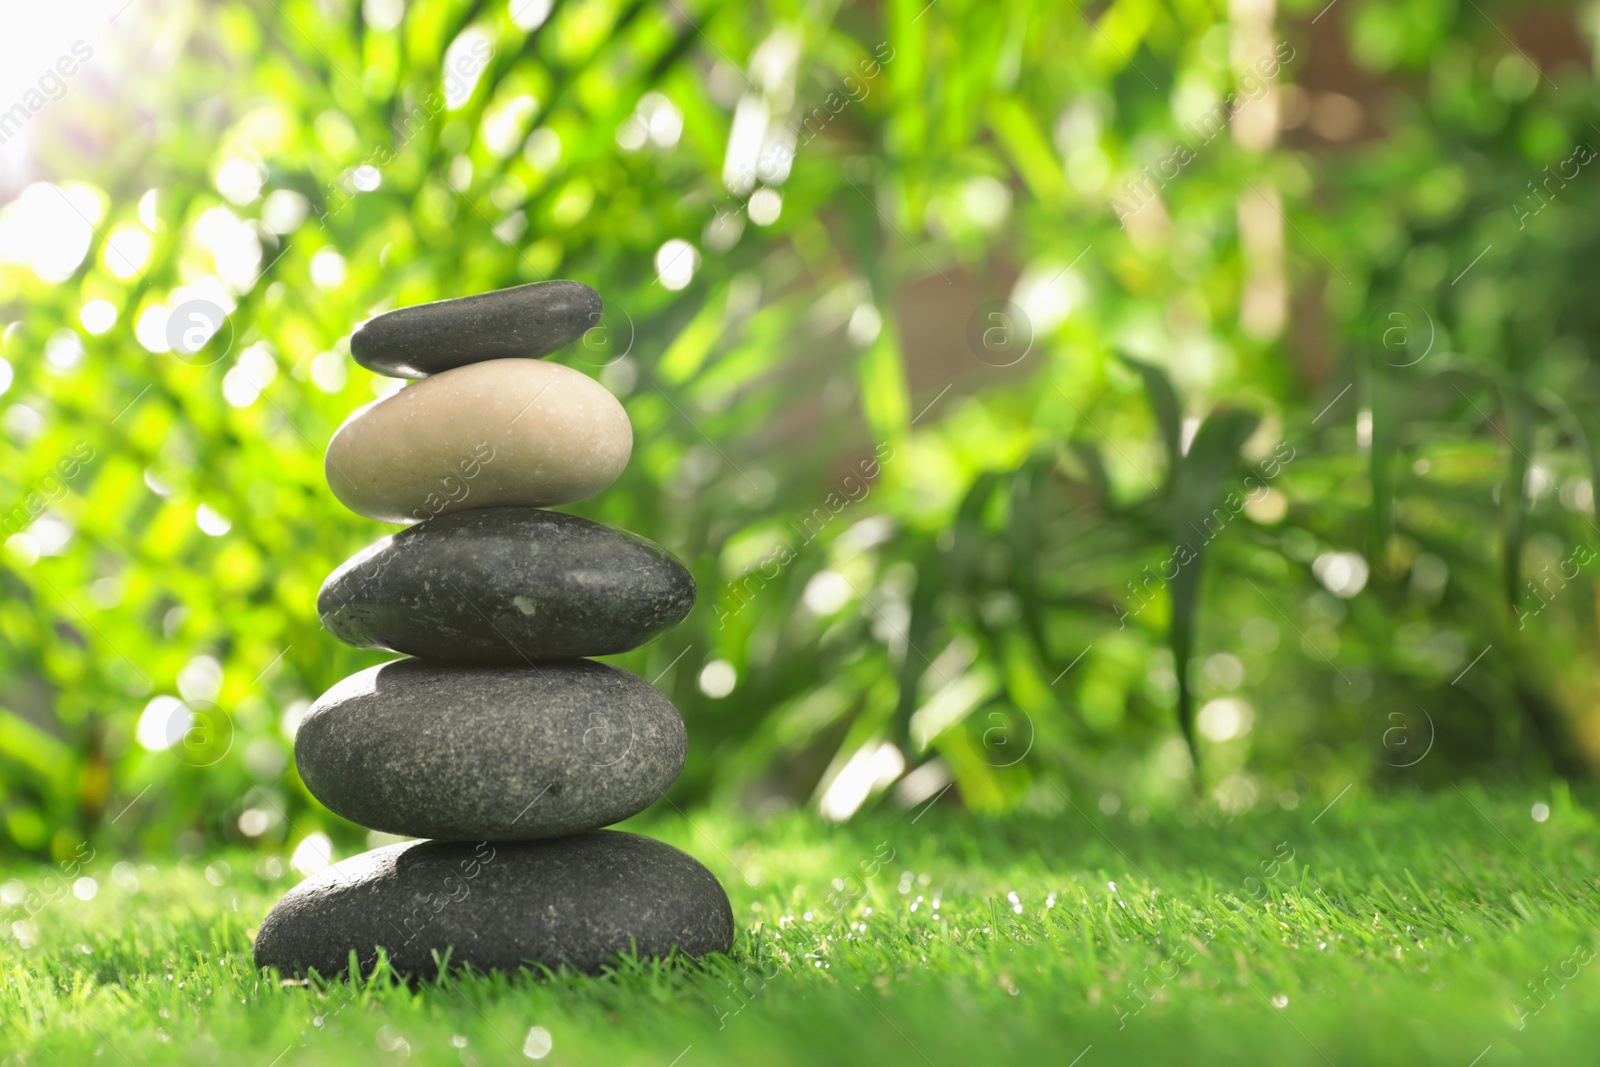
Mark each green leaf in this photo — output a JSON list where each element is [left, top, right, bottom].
[[1166, 407, 1261, 770], [1500, 381, 1532, 613], [1120, 355, 1183, 485]]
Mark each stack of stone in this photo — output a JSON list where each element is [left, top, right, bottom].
[[254, 281, 732, 979]]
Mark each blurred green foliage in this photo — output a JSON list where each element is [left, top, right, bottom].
[[2, 0, 1599, 859]]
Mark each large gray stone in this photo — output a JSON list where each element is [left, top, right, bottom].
[[351, 280, 602, 378], [253, 832, 733, 978], [318, 508, 696, 663], [295, 659, 685, 840]]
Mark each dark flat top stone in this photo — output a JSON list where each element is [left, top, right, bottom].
[[351, 280, 602, 378], [318, 508, 696, 664], [296, 658, 685, 840], [253, 832, 733, 978]]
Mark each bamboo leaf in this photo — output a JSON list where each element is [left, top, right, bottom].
[[1166, 407, 1261, 769], [1120, 355, 1183, 485]]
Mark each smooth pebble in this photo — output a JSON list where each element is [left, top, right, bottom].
[[294, 659, 685, 840], [351, 280, 602, 379], [318, 507, 696, 662], [253, 832, 733, 978], [325, 359, 631, 523]]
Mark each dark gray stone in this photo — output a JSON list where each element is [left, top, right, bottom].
[[318, 508, 696, 664], [350, 280, 602, 378], [296, 659, 685, 840], [253, 832, 733, 978]]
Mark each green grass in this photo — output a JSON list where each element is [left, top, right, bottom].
[[3, 787, 1598, 1066]]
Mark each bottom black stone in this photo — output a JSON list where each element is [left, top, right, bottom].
[[253, 832, 733, 978]]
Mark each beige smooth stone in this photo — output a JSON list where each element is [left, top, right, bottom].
[[326, 359, 632, 523]]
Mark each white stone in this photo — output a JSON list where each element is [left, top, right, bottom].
[[325, 359, 631, 523]]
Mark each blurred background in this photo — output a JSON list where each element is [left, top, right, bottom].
[[1, 0, 1598, 864]]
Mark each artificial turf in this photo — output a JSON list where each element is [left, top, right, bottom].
[[2, 786, 1597, 1065]]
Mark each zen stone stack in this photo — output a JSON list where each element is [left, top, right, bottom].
[[254, 281, 732, 979]]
